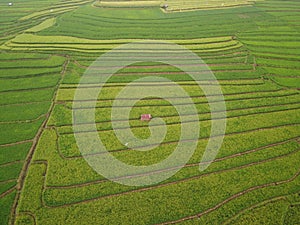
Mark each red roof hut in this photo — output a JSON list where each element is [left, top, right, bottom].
[[140, 114, 152, 121]]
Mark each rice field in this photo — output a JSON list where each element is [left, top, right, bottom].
[[0, 0, 299, 224], [93, 0, 258, 11], [163, 0, 258, 12]]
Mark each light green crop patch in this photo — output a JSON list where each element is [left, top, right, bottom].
[[94, 0, 161, 8], [164, 0, 263, 12], [17, 0, 93, 22], [25, 18, 56, 33], [18, 6, 77, 21], [1, 33, 241, 53], [93, 0, 263, 12]]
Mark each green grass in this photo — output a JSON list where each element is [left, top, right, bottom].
[[0, 102, 51, 122], [0, 55, 64, 68], [270, 76, 300, 88], [25, 18, 56, 33], [1, 0, 300, 224], [58, 108, 299, 160], [0, 142, 32, 165], [2, 33, 241, 54], [43, 140, 300, 206], [16, 148, 300, 224], [229, 199, 290, 224], [0, 74, 61, 92], [56, 79, 280, 102], [182, 179, 300, 224], [50, 80, 297, 129], [165, 0, 255, 11], [0, 191, 16, 225], [0, 162, 24, 182], [0, 88, 55, 105], [263, 67, 300, 77], [94, 0, 161, 8], [284, 205, 300, 224], [38, 5, 267, 39], [0, 117, 44, 145], [0, 2, 90, 224], [0, 66, 62, 79], [0, 53, 49, 60], [0, 50, 65, 223], [15, 214, 35, 225], [38, 123, 300, 187], [0, 181, 17, 199]]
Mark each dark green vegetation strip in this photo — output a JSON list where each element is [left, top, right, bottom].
[[39, 6, 268, 39], [0, 52, 66, 224]]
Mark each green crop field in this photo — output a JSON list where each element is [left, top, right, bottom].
[[0, 0, 299, 224]]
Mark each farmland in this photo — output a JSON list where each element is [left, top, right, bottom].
[[0, 0, 299, 225]]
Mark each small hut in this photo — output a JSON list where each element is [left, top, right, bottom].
[[8, 2, 13, 6], [161, 4, 168, 10], [141, 114, 152, 121]]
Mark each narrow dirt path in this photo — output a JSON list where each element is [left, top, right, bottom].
[[0, 140, 32, 148], [0, 187, 15, 199]]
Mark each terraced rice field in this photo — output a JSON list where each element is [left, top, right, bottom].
[[0, 0, 299, 224], [93, 0, 258, 11], [164, 0, 258, 12]]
